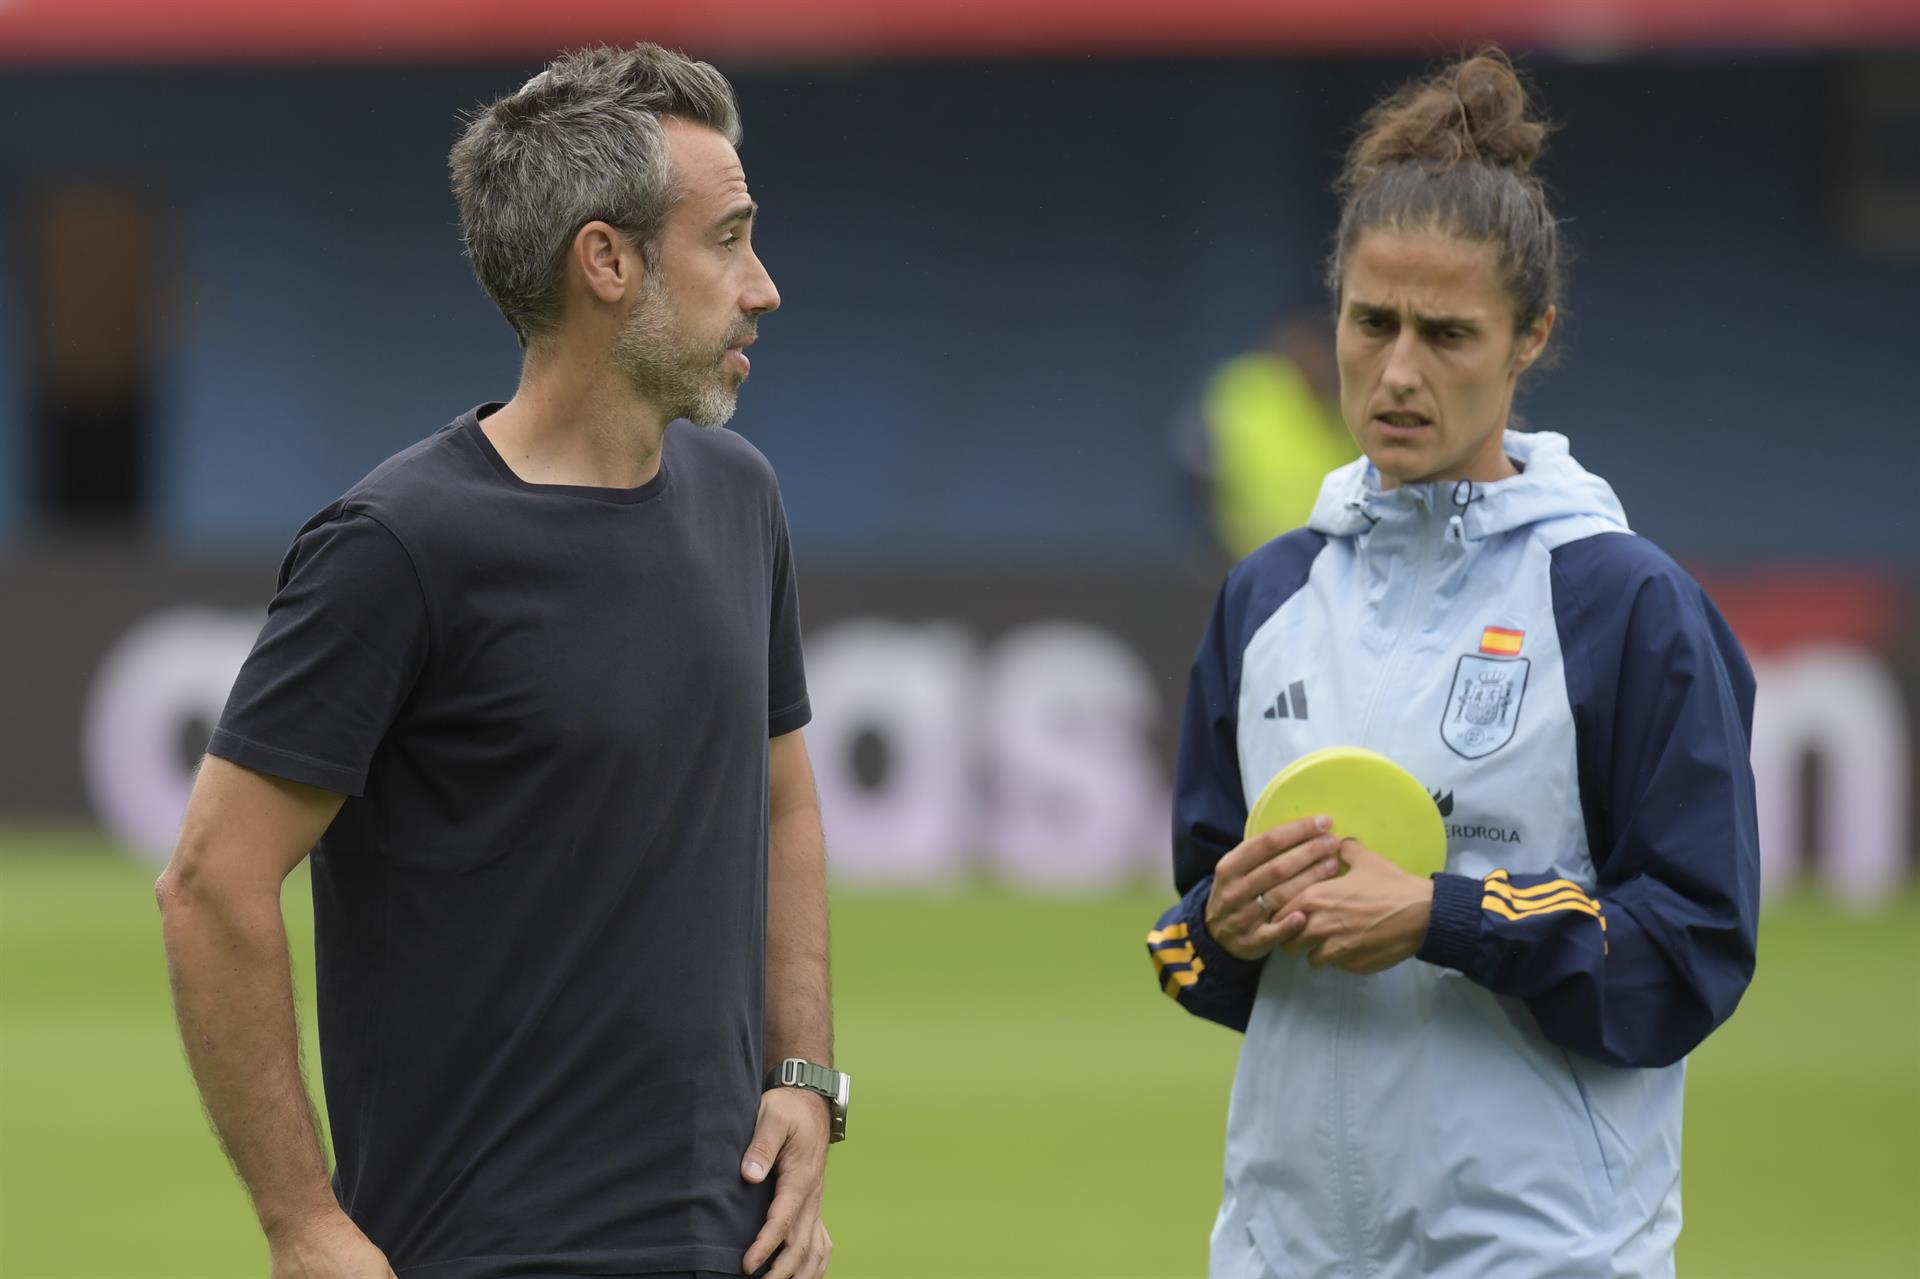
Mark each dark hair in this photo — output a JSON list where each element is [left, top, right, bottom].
[[1327, 49, 1563, 335], [449, 44, 742, 347]]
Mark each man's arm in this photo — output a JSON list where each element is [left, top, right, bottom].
[[765, 727, 831, 1069], [741, 728, 833, 1279], [155, 755, 395, 1278]]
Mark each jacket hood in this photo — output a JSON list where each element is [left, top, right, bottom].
[[1306, 430, 1629, 542]]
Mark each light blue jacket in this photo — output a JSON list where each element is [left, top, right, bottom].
[[1147, 432, 1759, 1278]]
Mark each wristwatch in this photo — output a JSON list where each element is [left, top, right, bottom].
[[766, 1058, 850, 1143]]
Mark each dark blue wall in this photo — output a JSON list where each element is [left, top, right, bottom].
[[0, 58, 1910, 563]]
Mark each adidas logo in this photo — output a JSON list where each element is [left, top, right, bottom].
[[1262, 681, 1309, 721]]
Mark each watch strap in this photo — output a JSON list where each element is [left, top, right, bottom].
[[766, 1058, 849, 1143]]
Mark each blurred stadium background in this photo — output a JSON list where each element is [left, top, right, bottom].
[[2, 1, 1918, 1276]]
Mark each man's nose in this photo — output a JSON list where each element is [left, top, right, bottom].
[[743, 249, 780, 317]]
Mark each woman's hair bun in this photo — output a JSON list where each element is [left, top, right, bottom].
[[1339, 49, 1550, 193]]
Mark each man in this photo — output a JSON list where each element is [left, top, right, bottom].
[[156, 45, 843, 1279]]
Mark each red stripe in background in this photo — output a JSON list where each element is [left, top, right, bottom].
[[2, 0, 1920, 63], [1689, 567, 1900, 656]]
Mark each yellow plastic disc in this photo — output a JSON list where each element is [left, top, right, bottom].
[[1243, 746, 1447, 876]]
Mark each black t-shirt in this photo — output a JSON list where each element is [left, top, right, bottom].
[[210, 403, 811, 1277]]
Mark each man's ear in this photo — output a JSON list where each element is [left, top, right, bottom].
[[571, 220, 639, 305]]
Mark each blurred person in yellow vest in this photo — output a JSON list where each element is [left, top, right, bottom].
[[1181, 312, 1357, 561]]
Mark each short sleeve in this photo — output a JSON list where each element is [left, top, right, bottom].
[[766, 488, 811, 737], [209, 510, 430, 796]]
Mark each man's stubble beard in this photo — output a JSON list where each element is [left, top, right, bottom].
[[610, 272, 741, 429]]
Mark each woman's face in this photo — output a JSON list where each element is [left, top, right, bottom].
[[1336, 229, 1553, 490]]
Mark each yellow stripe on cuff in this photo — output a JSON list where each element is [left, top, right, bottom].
[[1161, 966, 1202, 995], [1151, 943, 1197, 969], [1503, 881, 1587, 902], [1484, 870, 1591, 900], [1484, 884, 1597, 914], [1483, 894, 1601, 922]]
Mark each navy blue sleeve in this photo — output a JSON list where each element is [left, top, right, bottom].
[[1418, 533, 1760, 1068], [1149, 532, 1324, 1032], [1148, 876, 1264, 1032]]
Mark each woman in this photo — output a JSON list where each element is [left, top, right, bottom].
[[1145, 51, 1759, 1279]]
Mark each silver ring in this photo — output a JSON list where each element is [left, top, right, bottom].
[[1255, 890, 1272, 915]]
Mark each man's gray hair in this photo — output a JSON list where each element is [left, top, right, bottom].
[[449, 44, 742, 347]]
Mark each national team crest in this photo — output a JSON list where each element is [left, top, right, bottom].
[[1441, 654, 1530, 759]]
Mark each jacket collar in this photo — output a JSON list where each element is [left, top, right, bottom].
[[1306, 430, 1630, 545]]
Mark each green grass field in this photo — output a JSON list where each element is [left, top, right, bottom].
[[3, 829, 1916, 1277]]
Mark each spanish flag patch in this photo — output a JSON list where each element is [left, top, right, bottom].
[[1479, 626, 1525, 656]]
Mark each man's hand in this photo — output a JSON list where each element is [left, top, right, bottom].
[[1203, 815, 1345, 960], [268, 1209, 396, 1279], [742, 1086, 833, 1279], [1282, 841, 1435, 973]]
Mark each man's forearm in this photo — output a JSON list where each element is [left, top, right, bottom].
[[765, 802, 831, 1067], [157, 872, 338, 1238]]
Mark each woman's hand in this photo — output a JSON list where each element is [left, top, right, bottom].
[[1282, 841, 1435, 973], [1204, 815, 1345, 960]]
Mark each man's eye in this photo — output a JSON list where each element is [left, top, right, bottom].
[[720, 234, 739, 252], [1358, 315, 1389, 333]]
